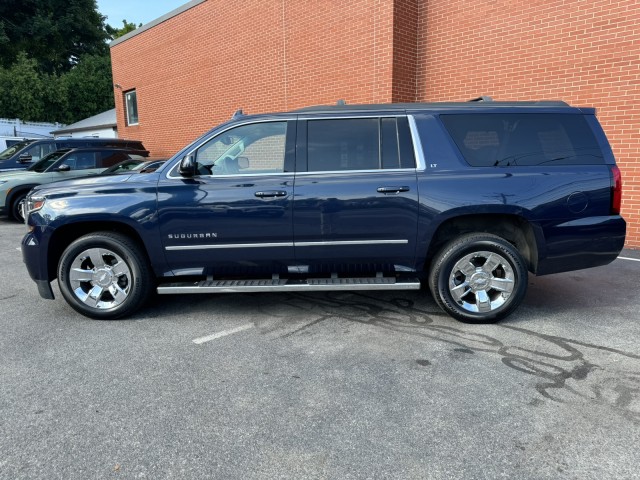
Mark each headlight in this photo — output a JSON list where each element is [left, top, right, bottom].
[[26, 195, 46, 214]]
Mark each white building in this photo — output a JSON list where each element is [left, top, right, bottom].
[[50, 109, 117, 138]]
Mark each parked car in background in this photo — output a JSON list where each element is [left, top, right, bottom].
[[0, 137, 147, 172], [0, 147, 148, 221], [0, 136, 43, 151], [102, 158, 167, 175], [100, 158, 144, 174]]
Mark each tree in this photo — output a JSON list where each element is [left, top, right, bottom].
[[106, 20, 142, 40], [0, 53, 47, 121], [61, 55, 114, 123], [0, 0, 109, 74]]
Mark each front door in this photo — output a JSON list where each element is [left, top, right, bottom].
[[157, 120, 296, 277]]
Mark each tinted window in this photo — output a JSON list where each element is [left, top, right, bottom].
[[99, 151, 130, 168], [308, 119, 379, 171], [62, 152, 97, 170], [381, 118, 400, 169], [440, 114, 603, 167], [306, 118, 412, 172]]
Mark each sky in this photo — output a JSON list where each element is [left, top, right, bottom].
[[96, 0, 189, 28]]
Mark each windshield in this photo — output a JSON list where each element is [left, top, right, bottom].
[[0, 140, 33, 160], [28, 151, 68, 173]]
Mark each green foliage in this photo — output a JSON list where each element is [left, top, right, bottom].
[[0, 0, 129, 124], [106, 20, 142, 40], [61, 55, 115, 123], [0, 0, 109, 74]]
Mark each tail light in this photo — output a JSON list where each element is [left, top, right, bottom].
[[610, 165, 622, 215]]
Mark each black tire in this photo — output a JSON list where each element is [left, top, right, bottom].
[[428, 233, 528, 323], [57, 232, 153, 320], [10, 191, 28, 222]]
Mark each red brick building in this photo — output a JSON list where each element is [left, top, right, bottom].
[[110, 0, 640, 247]]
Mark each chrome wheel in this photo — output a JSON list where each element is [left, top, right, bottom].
[[429, 233, 528, 323], [69, 247, 132, 309], [448, 250, 515, 313]]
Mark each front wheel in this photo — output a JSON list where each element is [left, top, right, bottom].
[[57, 232, 153, 319], [428, 233, 528, 323], [10, 191, 28, 222]]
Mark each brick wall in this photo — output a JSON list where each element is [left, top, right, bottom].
[[111, 0, 397, 159], [112, 0, 640, 247], [418, 0, 640, 248]]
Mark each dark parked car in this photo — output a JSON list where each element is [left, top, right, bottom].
[[102, 159, 167, 175], [0, 147, 148, 221], [0, 137, 147, 172], [21, 100, 625, 322]]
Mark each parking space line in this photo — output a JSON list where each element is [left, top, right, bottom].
[[192, 324, 254, 345], [618, 256, 640, 262]]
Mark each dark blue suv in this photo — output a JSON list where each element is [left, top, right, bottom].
[[21, 100, 626, 323]]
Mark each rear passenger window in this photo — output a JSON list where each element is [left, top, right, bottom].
[[306, 118, 412, 172], [440, 114, 603, 167]]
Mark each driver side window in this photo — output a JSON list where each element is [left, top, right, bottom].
[[195, 122, 287, 175]]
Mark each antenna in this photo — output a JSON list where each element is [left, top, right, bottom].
[[232, 109, 244, 119]]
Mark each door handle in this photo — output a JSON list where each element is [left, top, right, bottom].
[[377, 186, 410, 194], [254, 190, 288, 198]]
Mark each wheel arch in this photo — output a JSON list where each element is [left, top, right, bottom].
[[7, 184, 40, 216], [46, 221, 153, 282], [424, 214, 539, 274]]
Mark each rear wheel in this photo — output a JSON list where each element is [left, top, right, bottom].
[[428, 233, 528, 323], [57, 232, 153, 319]]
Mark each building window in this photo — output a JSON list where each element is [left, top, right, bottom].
[[124, 90, 139, 126]]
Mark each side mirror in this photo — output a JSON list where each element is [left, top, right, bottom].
[[55, 164, 71, 172], [179, 154, 197, 177], [18, 153, 33, 164]]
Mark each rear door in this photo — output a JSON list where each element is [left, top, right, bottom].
[[292, 115, 419, 273]]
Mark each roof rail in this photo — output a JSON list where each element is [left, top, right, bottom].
[[468, 96, 493, 102]]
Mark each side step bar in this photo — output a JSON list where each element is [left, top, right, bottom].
[[157, 277, 421, 295]]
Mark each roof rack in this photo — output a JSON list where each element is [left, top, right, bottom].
[[468, 96, 493, 102]]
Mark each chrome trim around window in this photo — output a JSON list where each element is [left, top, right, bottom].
[[165, 239, 409, 251], [408, 115, 426, 171], [295, 168, 415, 176]]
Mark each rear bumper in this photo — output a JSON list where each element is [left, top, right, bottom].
[[536, 215, 626, 275]]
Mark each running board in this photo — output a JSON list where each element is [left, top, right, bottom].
[[157, 277, 421, 294]]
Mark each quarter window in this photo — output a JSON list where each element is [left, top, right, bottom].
[[125, 90, 139, 126]]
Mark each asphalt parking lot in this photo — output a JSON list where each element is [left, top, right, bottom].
[[1, 218, 639, 479]]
